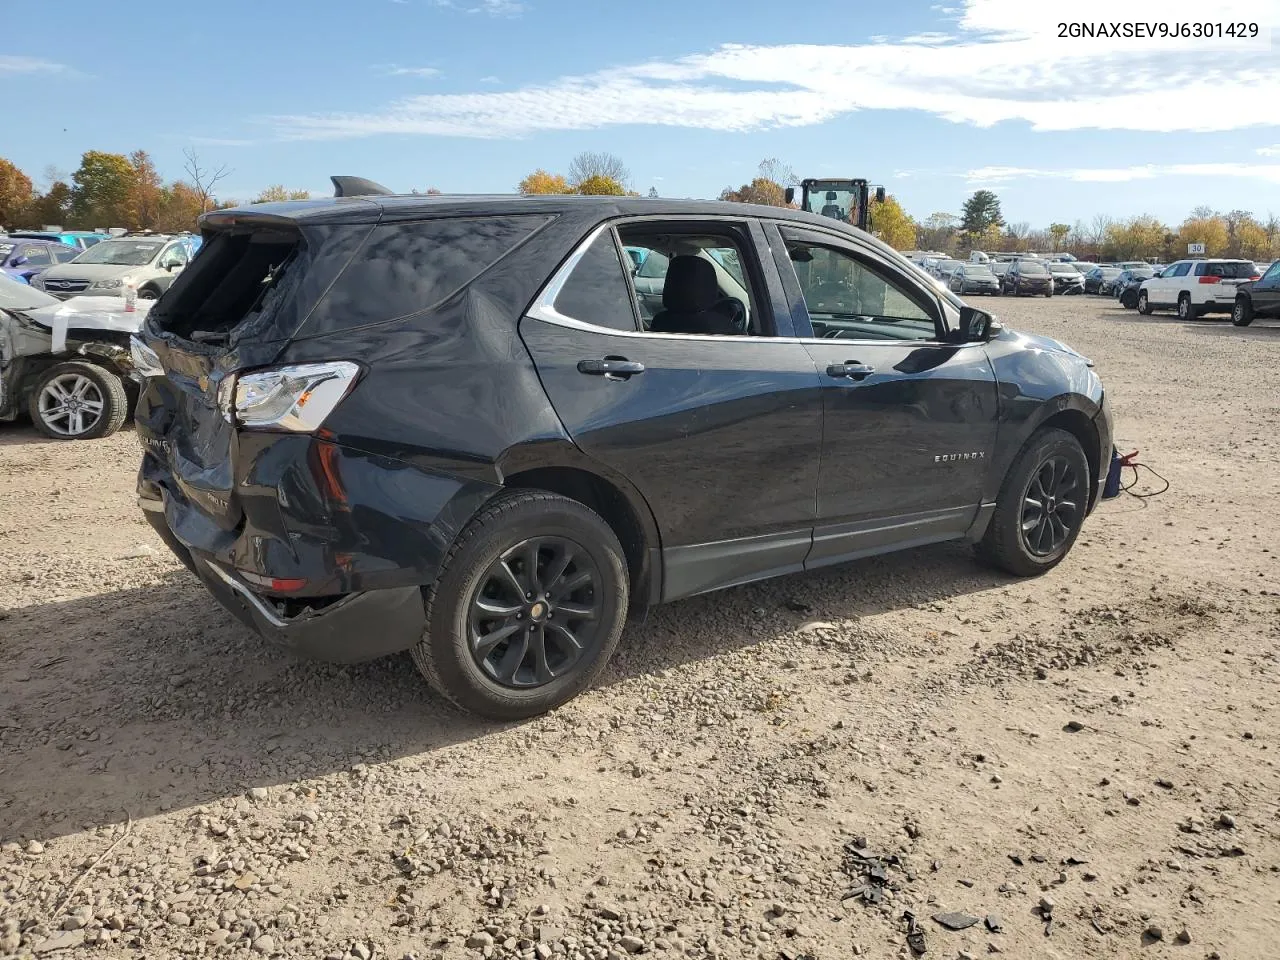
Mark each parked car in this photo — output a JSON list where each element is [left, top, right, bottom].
[[1138, 259, 1262, 319], [990, 261, 1011, 284], [31, 234, 199, 301], [1048, 261, 1085, 295], [1001, 259, 1055, 296], [1, 238, 81, 284], [134, 191, 1113, 718], [1230, 259, 1280, 326], [949, 263, 1001, 295], [1083, 266, 1123, 294], [5, 230, 111, 251], [0, 273, 148, 439], [1116, 267, 1158, 308], [930, 258, 965, 282]]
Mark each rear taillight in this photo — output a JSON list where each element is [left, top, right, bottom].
[[1198, 276, 1220, 284], [222, 361, 359, 432]]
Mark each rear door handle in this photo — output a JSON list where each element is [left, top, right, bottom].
[[826, 361, 875, 380], [577, 358, 645, 379]]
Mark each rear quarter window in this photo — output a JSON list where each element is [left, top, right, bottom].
[[305, 214, 553, 334]]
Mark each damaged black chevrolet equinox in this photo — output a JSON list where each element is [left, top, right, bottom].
[[134, 182, 1112, 719]]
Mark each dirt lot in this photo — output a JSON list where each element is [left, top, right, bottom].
[[1, 297, 1278, 960]]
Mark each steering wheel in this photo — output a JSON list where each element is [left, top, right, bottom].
[[711, 296, 749, 333]]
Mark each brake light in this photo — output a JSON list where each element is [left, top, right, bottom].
[[1198, 276, 1220, 284], [224, 361, 360, 431]]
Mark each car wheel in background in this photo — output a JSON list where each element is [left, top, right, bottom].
[[1138, 290, 1152, 314], [413, 490, 629, 719], [1177, 294, 1198, 321], [977, 427, 1090, 577], [28, 361, 129, 441], [138, 286, 160, 300], [1232, 297, 1254, 327]]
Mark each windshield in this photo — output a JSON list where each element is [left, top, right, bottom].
[[965, 265, 995, 276], [938, 260, 963, 271], [1018, 261, 1049, 274], [1049, 263, 1079, 274], [72, 240, 163, 266], [0, 272, 59, 309], [1128, 267, 1154, 279], [805, 186, 860, 223], [1100, 267, 1122, 278]]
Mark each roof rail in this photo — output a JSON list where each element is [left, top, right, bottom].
[[331, 176, 395, 198]]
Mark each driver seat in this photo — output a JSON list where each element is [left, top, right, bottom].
[[649, 256, 739, 335]]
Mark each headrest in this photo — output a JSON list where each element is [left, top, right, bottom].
[[662, 256, 719, 312]]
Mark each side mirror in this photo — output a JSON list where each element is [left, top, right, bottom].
[[959, 305, 1002, 342], [10, 255, 28, 267], [874, 186, 886, 204], [784, 186, 795, 205]]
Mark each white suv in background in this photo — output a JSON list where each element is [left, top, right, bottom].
[[1138, 259, 1261, 319]]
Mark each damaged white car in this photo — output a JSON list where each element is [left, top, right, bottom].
[[0, 274, 152, 439]]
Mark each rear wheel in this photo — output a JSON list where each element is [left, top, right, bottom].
[[28, 361, 128, 440], [413, 490, 628, 719], [978, 428, 1090, 577], [137, 285, 160, 301], [1177, 293, 1198, 321], [1232, 296, 1254, 327], [1138, 290, 1152, 314]]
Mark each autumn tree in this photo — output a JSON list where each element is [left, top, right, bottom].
[[719, 159, 795, 207], [574, 174, 627, 196], [28, 181, 73, 227], [960, 190, 1003, 236], [917, 212, 959, 253], [123, 150, 165, 231], [183, 148, 232, 213], [1178, 210, 1229, 256], [1103, 215, 1167, 260], [567, 152, 629, 192], [70, 151, 136, 227], [517, 170, 571, 194], [868, 194, 916, 250], [1047, 223, 1070, 250], [0, 157, 34, 228], [252, 185, 312, 203], [153, 182, 205, 233]]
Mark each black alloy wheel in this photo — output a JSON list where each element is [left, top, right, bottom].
[[412, 490, 628, 719], [1020, 455, 1084, 557], [467, 537, 603, 688]]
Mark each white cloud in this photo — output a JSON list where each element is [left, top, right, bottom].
[[1257, 144, 1280, 157], [479, 75, 500, 84], [430, 0, 526, 14], [382, 65, 442, 78], [0, 55, 69, 75], [267, 0, 1280, 141], [965, 162, 1280, 184]]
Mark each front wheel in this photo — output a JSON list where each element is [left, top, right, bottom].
[[413, 490, 628, 719], [1138, 290, 1152, 314], [1232, 296, 1254, 327], [978, 428, 1090, 577], [28, 361, 128, 440], [1045, 286, 1053, 298]]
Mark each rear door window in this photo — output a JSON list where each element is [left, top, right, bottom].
[[20, 245, 51, 266], [551, 230, 638, 332]]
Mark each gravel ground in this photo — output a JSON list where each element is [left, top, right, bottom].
[[1, 296, 1278, 960]]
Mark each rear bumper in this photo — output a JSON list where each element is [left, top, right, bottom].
[[143, 505, 425, 662]]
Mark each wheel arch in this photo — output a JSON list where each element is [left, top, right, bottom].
[[497, 447, 663, 613]]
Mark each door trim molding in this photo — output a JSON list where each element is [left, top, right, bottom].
[[662, 528, 812, 602], [807, 505, 976, 569]]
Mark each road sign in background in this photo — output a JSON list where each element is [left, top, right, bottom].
[[1187, 242, 1206, 255]]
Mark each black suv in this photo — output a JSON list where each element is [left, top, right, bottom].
[[133, 189, 1112, 718]]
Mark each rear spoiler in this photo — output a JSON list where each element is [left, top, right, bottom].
[[331, 176, 395, 198]]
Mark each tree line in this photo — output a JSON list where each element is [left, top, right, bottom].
[[5, 149, 1276, 262]]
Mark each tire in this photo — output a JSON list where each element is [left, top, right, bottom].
[[1177, 293, 1199, 321], [1044, 285, 1053, 298], [1232, 296, 1254, 327], [28, 361, 128, 440], [137, 285, 160, 301], [1138, 290, 1152, 314], [412, 490, 629, 720], [977, 427, 1091, 577]]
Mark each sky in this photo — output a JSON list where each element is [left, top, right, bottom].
[[4, 0, 1280, 227]]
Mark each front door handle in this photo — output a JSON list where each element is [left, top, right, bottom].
[[577, 358, 646, 379], [826, 361, 875, 380]]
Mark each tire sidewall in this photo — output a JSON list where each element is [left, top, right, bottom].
[[982, 428, 1090, 576], [422, 498, 628, 718], [1232, 297, 1252, 327], [28, 361, 126, 441], [1177, 295, 1190, 320], [1138, 291, 1151, 314]]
